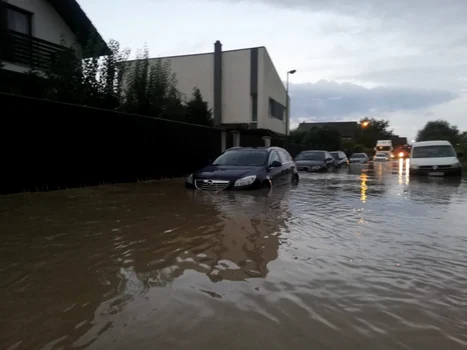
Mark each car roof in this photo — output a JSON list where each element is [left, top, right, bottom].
[[412, 140, 452, 147], [351, 153, 367, 156], [301, 150, 327, 153], [225, 146, 287, 152]]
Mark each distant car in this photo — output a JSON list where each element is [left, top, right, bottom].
[[330, 151, 349, 168], [373, 151, 390, 162], [349, 153, 369, 164], [295, 150, 336, 172], [409, 140, 463, 177], [185, 146, 299, 191]]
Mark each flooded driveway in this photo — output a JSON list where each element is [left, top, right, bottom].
[[1, 160, 467, 350]]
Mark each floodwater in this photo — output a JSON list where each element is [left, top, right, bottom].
[[1, 160, 467, 350]]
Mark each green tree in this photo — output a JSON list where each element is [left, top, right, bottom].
[[121, 46, 183, 120], [302, 126, 341, 150], [287, 129, 307, 144], [416, 120, 460, 145], [358, 118, 393, 148], [185, 88, 213, 126]]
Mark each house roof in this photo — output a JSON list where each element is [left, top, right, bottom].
[[47, 0, 110, 57], [298, 121, 359, 137]]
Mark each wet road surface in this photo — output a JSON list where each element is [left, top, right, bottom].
[[1, 160, 467, 349]]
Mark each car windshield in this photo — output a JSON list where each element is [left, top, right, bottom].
[[212, 150, 267, 166], [296, 152, 325, 161], [412, 145, 456, 158], [330, 152, 339, 160], [351, 153, 366, 158]]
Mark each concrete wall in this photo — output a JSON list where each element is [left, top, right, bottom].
[[221, 49, 251, 125], [138, 49, 252, 126], [122, 46, 286, 135], [159, 53, 215, 111], [258, 47, 287, 135]]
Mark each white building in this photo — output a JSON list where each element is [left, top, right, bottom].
[[127, 41, 290, 139], [0, 0, 108, 74]]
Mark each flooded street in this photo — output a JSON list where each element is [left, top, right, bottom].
[[1, 161, 467, 350]]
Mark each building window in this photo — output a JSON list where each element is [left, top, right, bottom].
[[251, 94, 258, 122], [268, 98, 285, 121], [7, 5, 32, 36]]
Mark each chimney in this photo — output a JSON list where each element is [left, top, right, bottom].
[[213, 41, 222, 126]]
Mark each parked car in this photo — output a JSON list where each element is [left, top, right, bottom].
[[373, 151, 390, 162], [185, 147, 299, 191], [409, 140, 463, 177], [349, 153, 369, 164], [330, 151, 349, 168], [295, 150, 336, 172]]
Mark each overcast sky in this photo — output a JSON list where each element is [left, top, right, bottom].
[[80, 0, 467, 140]]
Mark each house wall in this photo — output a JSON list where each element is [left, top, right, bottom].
[[257, 48, 287, 135], [6, 0, 79, 49], [122, 46, 286, 135], [151, 53, 215, 115], [220, 49, 251, 125], [3, 0, 82, 73]]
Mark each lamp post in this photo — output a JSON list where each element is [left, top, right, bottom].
[[285, 69, 296, 135]]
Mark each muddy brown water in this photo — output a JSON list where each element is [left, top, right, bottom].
[[1, 160, 467, 349]]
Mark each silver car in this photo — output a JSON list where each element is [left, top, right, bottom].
[[349, 153, 369, 164], [373, 152, 390, 161]]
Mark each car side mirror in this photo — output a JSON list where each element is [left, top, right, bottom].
[[325, 157, 333, 161], [339, 157, 344, 160], [269, 160, 282, 168], [457, 152, 463, 158]]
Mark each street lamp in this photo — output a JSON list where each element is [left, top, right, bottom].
[[285, 69, 296, 135], [361, 120, 369, 128]]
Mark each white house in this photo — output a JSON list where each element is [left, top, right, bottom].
[[124, 41, 290, 144], [0, 0, 108, 74]]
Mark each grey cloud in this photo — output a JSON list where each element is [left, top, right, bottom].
[[341, 64, 467, 91], [289, 80, 457, 120]]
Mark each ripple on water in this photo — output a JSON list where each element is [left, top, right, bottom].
[[1, 172, 467, 349]]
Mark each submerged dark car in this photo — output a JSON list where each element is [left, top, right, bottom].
[[295, 150, 336, 172], [185, 147, 299, 191]]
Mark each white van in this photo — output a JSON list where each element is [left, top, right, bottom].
[[409, 140, 463, 176]]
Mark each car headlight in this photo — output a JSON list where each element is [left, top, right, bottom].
[[234, 175, 256, 187], [186, 173, 193, 184], [410, 164, 418, 169], [451, 162, 461, 168]]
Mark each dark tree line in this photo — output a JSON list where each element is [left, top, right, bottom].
[[0, 36, 213, 127], [287, 117, 395, 155]]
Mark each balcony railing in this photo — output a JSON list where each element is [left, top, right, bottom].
[[0, 30, 67, 70]]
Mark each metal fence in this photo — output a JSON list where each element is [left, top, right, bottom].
[[0, 93, 223, 194]]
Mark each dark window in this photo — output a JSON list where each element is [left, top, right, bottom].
[[330, 152, 339, 160], [268, 151, 280, 165], [284, 150, 294, 162], [268, 98, 285, 121], [251, 94, 257, 122], [213, 150, 267, 166], [296, 152, 325, 161], [7, 6, 32, 35], [277, 149, 290, 163], [412, 145, 456, 158]]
